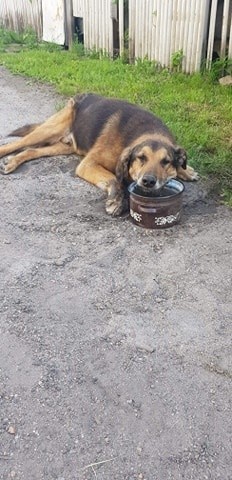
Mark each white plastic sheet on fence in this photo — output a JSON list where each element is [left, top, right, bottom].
[[42, 0, 64, 44]]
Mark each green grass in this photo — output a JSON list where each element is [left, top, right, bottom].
[[0, 28, 231, 195]]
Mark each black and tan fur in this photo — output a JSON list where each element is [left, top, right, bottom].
[[0, 93, 198, 215]]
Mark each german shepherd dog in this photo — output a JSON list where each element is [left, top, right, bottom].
[[0, 93, 198, 215]]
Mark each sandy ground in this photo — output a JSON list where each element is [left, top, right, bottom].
[[0, 67, 231, 480]]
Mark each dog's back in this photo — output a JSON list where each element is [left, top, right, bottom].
[[72, 94, 175, 152]]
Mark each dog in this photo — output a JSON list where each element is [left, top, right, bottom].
[[0, 93, 198, 215]]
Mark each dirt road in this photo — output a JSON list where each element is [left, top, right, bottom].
[[0, 67, 231, 480]]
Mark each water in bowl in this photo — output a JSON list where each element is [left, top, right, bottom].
[[132, 184, 177, 198]]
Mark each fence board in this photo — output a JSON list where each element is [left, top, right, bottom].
[[229, 13, 232, 58], [128, 0, 135, 60], [206, 0, 218, 68], [220, 0, 230, 57], [118, 0, 124, 56], [164, 0, 172, 67]]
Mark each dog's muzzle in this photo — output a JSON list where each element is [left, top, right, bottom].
[[138, 175, 168, 193], [141, 174, 157, 189]]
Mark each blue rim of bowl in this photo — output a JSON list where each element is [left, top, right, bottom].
[[128, 179, 185, 199]]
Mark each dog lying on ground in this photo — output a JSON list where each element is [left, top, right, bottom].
[[0, 93, 198, 215]]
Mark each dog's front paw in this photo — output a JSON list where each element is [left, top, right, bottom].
[[0, 156, 17, 174], [186, 166, 200, 181], [106, 195, 124, 216], [177, 165, 199, 182], [106, 182, 125, 216]]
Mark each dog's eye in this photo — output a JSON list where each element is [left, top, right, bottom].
[[138, 154, 147, 163], [161, 158, 170, 166]]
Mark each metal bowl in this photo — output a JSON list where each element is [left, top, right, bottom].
[[128, 179, 185, 229]]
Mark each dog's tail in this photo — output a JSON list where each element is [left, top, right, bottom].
[[8, 123, 41, 137]]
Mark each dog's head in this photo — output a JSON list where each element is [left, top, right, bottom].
[[116, 140, 187, 191]]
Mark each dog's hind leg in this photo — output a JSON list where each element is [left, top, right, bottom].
[[0, 99, 74, 159], [0, 141, 75, 174]]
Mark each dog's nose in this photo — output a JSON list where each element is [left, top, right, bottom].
[[142, 175, 156, 188]]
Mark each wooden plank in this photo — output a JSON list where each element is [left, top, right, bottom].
[[89, 0, 93, 50], [147, 0, 153, 61], [170, 0, 178, 66], [165, 0, 172, 67], [182, 0, 190, 71], [134, 0, 139, 58], [229, 12, 232, 58], [158, 0, 165, 65], [119, 0, 124, 57], [185, 0, 195, 73], [195, 0, 210, 71], [155, 0, 161, 63], [128, 0, 135, 60], [143, 0, 148, 58], [102, 0, 107, 52], [146, 0, 151, 58], [179, 0, 187, 71], [174, 0, 181, 53], [64, 0, 74, 48], [189, 0, 200, 73], [96, 0, 100, 50], [206, 0, 218, 68], [153, 0, 159, 62], [72, 0, 84, 17], [220, 0, 230, 57]]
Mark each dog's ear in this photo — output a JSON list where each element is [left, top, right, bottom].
[[116, 147, 133, 184], [173, 146, 187, 170]]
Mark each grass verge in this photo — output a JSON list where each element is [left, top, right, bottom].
[[0, 28, 231, 201]]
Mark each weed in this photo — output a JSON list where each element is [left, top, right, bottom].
[[171, 49, 184, 72], [220, 188, 232, 207], [0, 27, 38, 51], [208, 57, 232, 81]]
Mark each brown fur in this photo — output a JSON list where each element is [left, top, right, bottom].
[[0, 94, 198, 216]]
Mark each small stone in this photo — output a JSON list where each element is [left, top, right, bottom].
[[7, 426, 16, 435], [136, 343, 155, 353], [219, 75, 232, 86]]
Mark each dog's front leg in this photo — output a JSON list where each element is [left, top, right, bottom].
[[76, 157, 125, 216]]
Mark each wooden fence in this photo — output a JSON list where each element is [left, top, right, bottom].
[[129, 0, 211, 72], [0, 0, 42, 38], [73, 0, 114, 55], [0, 0, 231, 73], [128, 0, 232, 72]]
